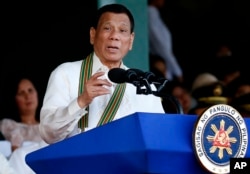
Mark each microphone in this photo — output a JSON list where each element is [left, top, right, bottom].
[[108, 68, 153, 95], [108, 68, 142, 84], [107, 68, 126, 83], [108, 68, 168, 95], [108, 68, 165, 84]]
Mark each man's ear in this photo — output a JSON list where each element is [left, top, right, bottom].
[[90, 27, 96, 45], [129, 32, 135, 50]]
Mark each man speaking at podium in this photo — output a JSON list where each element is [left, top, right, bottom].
[[39, 3, 165, 145]]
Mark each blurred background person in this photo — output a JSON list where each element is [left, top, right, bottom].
[[149, 54, 192, 114], [188, 72, 229, 116], [231, 93, 250, 118], [149, 53, 167, 78], [215, 44, 232, 58], [0, 76, 43, 151], [148, 0, 183, 82], [166, 80, 196, 114], [211, 47, 241, 87], [226, 72, 249, 100], [0, 74, 47, 174], [227, 73, 250, 117]]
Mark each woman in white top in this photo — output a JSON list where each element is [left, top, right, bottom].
[[0, 77, 43, 151]]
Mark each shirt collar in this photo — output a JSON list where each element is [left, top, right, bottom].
[[92, 52, 127, 74]]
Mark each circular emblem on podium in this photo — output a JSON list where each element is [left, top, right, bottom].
[[193, 104, 248, 174]]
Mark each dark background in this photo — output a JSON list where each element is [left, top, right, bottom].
[[161, 0, 249, 86], [1, 1, 97, 117], [1, 0, 249, 117]]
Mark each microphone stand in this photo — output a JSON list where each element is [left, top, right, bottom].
[[153, 91, 184, 115], [133, 78, 153, 95], [133, 78, 184, 114]]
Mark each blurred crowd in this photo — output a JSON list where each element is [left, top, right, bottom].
[[150, 45, 250, 118], [148, 0, 250, 118]]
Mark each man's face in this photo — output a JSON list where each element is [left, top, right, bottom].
[[90, 12, 134, 66]]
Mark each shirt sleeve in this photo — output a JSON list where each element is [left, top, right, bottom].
[[39, 62, 86, 144]]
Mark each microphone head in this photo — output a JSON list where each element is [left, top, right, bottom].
[[108, 68, 127, 83], [108, 68, 145, 84]]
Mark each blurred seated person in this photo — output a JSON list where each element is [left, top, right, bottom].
[[215, 44, 232, 58], [149, 53, 167, 78], [188, 73, 229, 116], [149, 54, 184, 114], [0, 75, 43, 152], [211, 43, 240, 86], [228, 74, 250, 117], [230, 74, 250, 98], [165, 81, 196, 114], [231, 93, 250, 118], [0, 75, 47, 174], [212, 55, 241, 86]]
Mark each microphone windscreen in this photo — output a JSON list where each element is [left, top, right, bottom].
[[108, 68, 126, 83]]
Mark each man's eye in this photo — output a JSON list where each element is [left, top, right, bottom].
[[120, 29, 127, 33], [104, 27, 110, 30]]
